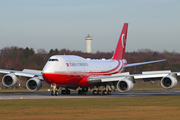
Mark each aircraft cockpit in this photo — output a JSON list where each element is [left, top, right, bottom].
[[48, 59, 59, 61]]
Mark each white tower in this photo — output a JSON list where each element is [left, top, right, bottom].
[[85, 34, 92, 53]]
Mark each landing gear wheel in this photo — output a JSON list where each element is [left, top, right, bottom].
[[78, 90, 83, 95], [92, 90, 97, 95], [61, 90, 66, 95], [83, 91, 87, 95], [67, 90, 70, 95], [97, 90, 101, 95], [107, 90, 112, 95], [103, 90, 107, 95], [51, 91, 55, 96]]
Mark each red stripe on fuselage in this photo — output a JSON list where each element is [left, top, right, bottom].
[[43, 73, 99, 87], [84, 60, 122, 75]]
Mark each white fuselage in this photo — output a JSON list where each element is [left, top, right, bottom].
[[42, 55, 127, 87]]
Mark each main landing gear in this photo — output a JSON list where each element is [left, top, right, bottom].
[[78, 87, 88, 95], [50, 84, 114, 96], [61, 88, 71, 95], [91, 85, 114, 95], [91, 89, 112, 95]]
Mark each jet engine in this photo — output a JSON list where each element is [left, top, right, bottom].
[[161, 74, 177, 89], [2, 73, 19, 87], [117, 78, 134, 92], [26, 77, 42, 91]]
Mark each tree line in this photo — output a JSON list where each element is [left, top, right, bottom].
[[0, 46, 180, 74]]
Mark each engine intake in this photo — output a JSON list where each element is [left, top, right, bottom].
[[26, 77, 42, 91], [2, 73, 19, 87], [161, 74, 177, 89], [117, 78, 134, 92]]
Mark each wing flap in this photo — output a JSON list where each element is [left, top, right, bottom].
[[142, 70, 171, 74], [88, 72, 130, 83]]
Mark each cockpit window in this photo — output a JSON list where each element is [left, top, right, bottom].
[[48, 59, 59, 61]]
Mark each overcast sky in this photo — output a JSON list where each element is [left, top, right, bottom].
[[0, 0, 180, 53]]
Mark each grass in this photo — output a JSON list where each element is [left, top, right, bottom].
[[0, 96, 180, 120]]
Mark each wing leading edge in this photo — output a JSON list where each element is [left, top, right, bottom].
[[0, 69, 42, 79]]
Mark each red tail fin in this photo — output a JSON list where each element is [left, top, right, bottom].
[[112, 23, 128, 60]]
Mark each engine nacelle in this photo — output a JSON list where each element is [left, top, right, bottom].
[[2, 73, 19, 87], [161, 75, 177, 89], [117, 78, 134, 92], [26, 77, 42, 91]]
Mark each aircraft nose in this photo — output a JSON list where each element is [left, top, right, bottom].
[[42, 61, 53, 73]]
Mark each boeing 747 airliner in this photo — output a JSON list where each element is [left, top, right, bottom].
[[1, 23, 179, 95]]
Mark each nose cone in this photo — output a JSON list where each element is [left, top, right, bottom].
[[42, 61, 53, 84], [42, 62, 53, 73], [42, 61, 60, 84]]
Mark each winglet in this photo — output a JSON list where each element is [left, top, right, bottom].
[[112, 23, 128, 60]]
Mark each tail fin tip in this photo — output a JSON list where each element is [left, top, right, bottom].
[[112, 23, 128, 60]]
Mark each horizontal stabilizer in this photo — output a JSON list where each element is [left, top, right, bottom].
[[124, 59, 166, 68]]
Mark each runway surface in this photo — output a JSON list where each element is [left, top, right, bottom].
[[1, 90, 180, 100]]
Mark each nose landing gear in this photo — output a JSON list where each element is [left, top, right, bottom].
[[51, 83, 59, 96], [51, 84, 71, 96]]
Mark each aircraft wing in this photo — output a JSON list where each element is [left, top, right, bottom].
[[87, 70, 180, 83], [0, 69, 43, 92], [0, 69, 43, 80], [124, 59, 166, 68]]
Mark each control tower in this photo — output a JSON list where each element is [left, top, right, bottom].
[[85, 34, 92, 53]]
